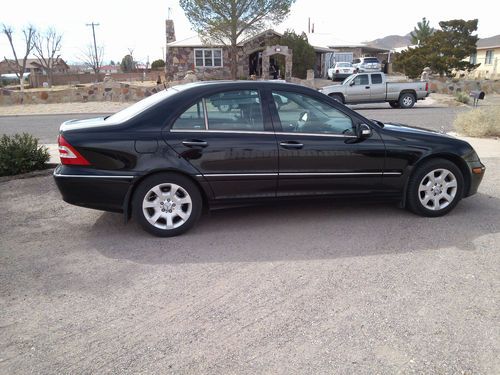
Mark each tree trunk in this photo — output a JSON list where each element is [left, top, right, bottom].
[[19, 74, 24, 94], [230, 43, 237, 80]]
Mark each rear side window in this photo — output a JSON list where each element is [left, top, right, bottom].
[[371, 74, 383, 84], [205, 90, 264, 131], [172, 100, 206, 130]]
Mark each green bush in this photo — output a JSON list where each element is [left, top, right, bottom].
[[454, 107, 500, 137], [455, 91, 470, 104], [0, 133, 50, 176]]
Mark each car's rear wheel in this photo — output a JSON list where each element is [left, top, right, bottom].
[[399, 93, 416, 108], [407, 158, 464, 217], [389, 101, 400, 108], [132, 173, 202, 237]]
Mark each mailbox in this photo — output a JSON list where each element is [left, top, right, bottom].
[[469, 90, 485, 107]]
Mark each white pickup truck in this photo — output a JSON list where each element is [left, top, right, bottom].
[[319, 72, 429, 108]]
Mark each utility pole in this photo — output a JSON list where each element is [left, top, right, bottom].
[[86, 22, 100, 73]]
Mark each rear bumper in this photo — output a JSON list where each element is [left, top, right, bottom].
[[53, 165, 135, 213]]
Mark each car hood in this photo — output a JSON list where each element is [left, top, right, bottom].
[[379, 121, 453, 139]]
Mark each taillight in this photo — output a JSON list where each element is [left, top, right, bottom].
[[425, 82, 429, 91], [58, 135, 91, 165], [336, 69, 339, 73]]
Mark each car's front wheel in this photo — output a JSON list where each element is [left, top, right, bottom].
[[132, 173, 202, 237], [407, 159, 464, 217], [329, 94, 344, 104]]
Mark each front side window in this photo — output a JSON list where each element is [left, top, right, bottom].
[[272, 91, 354, 135], [485, 50, 494, 65], [353, 74, 369, 85], [194, 48, 223, 68], [205, 90, 264, 131]]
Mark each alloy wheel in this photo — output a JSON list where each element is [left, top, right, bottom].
[[418, 168, 458, 211], [142, 183, 192, 229]]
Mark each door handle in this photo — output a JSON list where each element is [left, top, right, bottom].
[[280, 141, 303, 149], [182, 140, 208, 148], [365, 86, 370, 89]]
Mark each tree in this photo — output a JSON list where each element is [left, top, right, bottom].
[[1, 24, 36, 93], [151, 59, 165, 70], [280, 30, 315, 79], [33, 27, 63, 88], [179, 0, 295, 79], [410, 17, 434, 46], [80, 44, 104, 74], [393, 19, 479, 78], [110, 60, 115, 65], [120, 54, 135, 72]]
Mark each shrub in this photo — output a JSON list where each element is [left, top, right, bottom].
[[454, 107, 500, 137], [0, 133, 50, 176], [455, 91, 470, 104]]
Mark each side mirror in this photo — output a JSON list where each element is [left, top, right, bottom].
[[357, 123, 372, 138], [349, 80, 355, 86]]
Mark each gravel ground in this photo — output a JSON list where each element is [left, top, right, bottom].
[[0, 157, 499, 374]]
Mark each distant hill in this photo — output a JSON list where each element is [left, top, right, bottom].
[[365, 33, 412, 50]]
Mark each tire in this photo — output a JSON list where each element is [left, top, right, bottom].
[[406, 158, 464, 217], [329, 94, 344, 104], [389, 101, 400, 108], [132, 173, 202, 237], [399, 92, 416, 108]]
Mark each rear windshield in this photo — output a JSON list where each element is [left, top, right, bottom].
[[337, 62, 352, 67], [363, 58, 379, 63], [106, 88, 179, 123]]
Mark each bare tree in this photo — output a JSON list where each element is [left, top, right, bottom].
[[80, 44, 104, 75], [2, 24, 36, 93], [33, 27, 63, 87]]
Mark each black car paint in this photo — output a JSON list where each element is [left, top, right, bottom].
[[53, 81, 484, 217]]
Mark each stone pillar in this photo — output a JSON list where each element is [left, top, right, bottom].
[[165, 20, 176, 79]]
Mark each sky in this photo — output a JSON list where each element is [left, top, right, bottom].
[[1, 0, 498, 64]]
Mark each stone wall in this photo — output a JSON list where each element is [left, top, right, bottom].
[[428, 78, 500, 95], [0, 80, 169, 106]]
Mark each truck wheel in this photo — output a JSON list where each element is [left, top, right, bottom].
[[399, 93, 416, 109], [389, 101, 400, 108], [329, 94, 344, 104]]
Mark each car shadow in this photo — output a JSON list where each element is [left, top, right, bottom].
[[88, 193, 500, 265]]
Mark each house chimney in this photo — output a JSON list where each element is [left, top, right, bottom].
[[166, 19, 176, 44]]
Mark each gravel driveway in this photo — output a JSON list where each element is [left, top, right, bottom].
[[1, 155, 499, 374]]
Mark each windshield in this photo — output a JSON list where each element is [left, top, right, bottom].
[[363, 58, 379, 63], [106, 88, 178, 123], [337, 62, 351, 67]]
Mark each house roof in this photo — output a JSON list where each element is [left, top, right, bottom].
[[3, 58, 68, 69], [477, 34, 500, 49]]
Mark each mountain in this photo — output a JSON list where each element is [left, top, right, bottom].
[[364, 33, 412, 50]]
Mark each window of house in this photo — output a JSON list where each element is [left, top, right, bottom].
[[469, 52, 477, 65], [194, 49, 223, 68], [485, 50, 494, 65], [272, 91, 354, 135]]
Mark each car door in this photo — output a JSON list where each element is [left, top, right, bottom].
[[165, 88, 278, 200], [369, 73, 386, 101], [268, 89, 386, 197], [345, 74, 371, 103]]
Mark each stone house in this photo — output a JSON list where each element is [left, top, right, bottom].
[[165, 20, 335, 80], [0, 58, 69, 75]]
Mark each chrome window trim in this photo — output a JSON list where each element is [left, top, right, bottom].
[[170, 129, 356, 138]]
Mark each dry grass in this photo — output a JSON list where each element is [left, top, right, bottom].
[[454, 106, 500, 137]]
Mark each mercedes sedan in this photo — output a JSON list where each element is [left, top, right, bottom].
[[54, 81, 485, 236]]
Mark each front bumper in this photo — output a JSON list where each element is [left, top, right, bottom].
[[53, 165, 135, 213], [466, 161, 485, 197]]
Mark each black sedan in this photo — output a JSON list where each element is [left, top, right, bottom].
[[54, 81, 485, 236]]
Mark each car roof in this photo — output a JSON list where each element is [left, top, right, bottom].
[[170, 80, 316, 94]]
